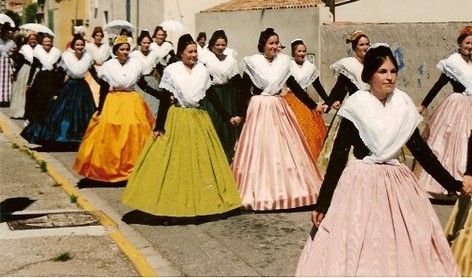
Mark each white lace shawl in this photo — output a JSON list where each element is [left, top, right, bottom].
[[202, 52, 239, 85], [159, 61, 211, 108], [19, 44, 34, 63], [290, 59, 320, 90], [60, 49, 93, 79], [437, 52, 472, 95], [224, 47, 238, 59], [33, 45, 62, 71], [129, 50, 158, 75], [242, 53, 291, 96], [84, 42, 111, 65], [97, 57, 143, 91], [150, 41, 174, 67], [330, 57, 370, 91], [337, 89, 422, 165]]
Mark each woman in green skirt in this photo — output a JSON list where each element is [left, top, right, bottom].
[[200, 30, 244, 162], [121, 34, 242, 217]]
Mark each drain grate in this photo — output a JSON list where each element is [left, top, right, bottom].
[[6, 211, 100, 230]]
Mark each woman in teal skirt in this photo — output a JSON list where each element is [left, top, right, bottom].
[[121, 34, 242, 217], [200, 30, 244, 162]]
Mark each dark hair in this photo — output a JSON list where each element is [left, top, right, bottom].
[[361, 45, 399, 83], [177, 33, 196, 58], [120, 28, 132, 37], [39, 33, 54, 44], [70, 34, 85, 50], [208, 30, 227, 52], [196, 32, 206, 41], [137, 30, 152, 45], [457, 26, 472, 44], [257, 28, 278, 53], [152, 26, 166, 38], [290, 39, 305, 57], [350, 34, 369, 50], [91, 26, 104, 38]]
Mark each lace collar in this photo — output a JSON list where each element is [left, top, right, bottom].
[[330, 57, 370, 91], [242, 53, 291, 96], [437, 52, 472, 95], [159, 61, 211, 108], [338, 88, 422, 165], [290, 59, 319, 90]]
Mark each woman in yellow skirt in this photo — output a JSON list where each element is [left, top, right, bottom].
[[283, 39, 329, 160], [73, 35, 161, 183], [445, 130, 472, 275], [121, 34, 242, 217]]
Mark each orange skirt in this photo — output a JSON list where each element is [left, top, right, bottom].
[[73, 91, 155, 182], [283, 91, 327, 160]]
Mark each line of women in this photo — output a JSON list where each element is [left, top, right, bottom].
[[3, 22, 472, 275]]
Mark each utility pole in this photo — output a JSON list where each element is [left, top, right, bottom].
[[126, 0, 130, 22]]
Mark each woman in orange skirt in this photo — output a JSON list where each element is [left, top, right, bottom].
[[283, 39, 329, 160], [73, 35, 161, 183]]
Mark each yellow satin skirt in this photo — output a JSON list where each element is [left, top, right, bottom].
[[283, 91, 327, 160], [445, 196, 472, 276], [73, 91, 155, 182]]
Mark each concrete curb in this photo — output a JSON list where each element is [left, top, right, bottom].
[[0, 112, 181, 277]]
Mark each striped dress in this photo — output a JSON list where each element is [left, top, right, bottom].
[[0, 40, 14, 104]]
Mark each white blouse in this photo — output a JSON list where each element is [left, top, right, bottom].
[[201, 52, 239, 85], [149, 41, 173, 66], [338, 89, 422, 165], [33, 45, 62, 71], [60, 49, 94, 79], [97, 57, 144, 91], [330, 57, 370, 91], [159, 61, 211, 108], [85, 42, 111, 66], [19, 44, 35, 64], [290, 59, 320, 90], [242, 53, 291, 96], [436, 52, 472, 95], [129, 50, 159, 75]]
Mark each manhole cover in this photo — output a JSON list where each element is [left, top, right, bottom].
[[6, 211, 100, 230]]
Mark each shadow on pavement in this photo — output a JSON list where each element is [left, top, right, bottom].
[[77, 178, 127, 189], [122, 208, 242, 226], [30, 142, 80, 152], [0, 197, 37, 222]]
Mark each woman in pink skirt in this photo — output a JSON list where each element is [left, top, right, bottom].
[[416, 26, 472, 197], [232, 28, 324, 211], [296, 44, 464, 276]]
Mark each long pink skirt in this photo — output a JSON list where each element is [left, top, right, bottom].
[[416, 93, 472, 195], [232, 95, 322, 210], [296, 160, 460, 276]]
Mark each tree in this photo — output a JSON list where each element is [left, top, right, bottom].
[[23, 3, 38, 23], [5, 10, 21, 27]]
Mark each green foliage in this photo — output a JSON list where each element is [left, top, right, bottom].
[[69, 194, 78, 203], [37, 160, 47, 172], [23, 3, 38, 24], [5, 10, 21, 27]]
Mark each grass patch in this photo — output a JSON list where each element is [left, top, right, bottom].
[[52, 183, 61, 187], [11, 142, 19, 149], [69, 194, 78, 203], [52, 252, 72, 262], [37, 160, 47, 172]]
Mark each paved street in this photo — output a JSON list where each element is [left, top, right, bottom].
[[0, 107, 455, 276]]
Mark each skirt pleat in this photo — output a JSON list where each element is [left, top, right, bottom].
[[296, 160, 460, 276], [121, 106, 241, 217], [73, 91, 154, 182], [416, 93, 472, 195], [232, 95, 322, 210]]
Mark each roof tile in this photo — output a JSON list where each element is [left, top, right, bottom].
[[202, 0, 325, 12]]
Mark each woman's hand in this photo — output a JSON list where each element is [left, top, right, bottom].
[[311, 210, 325, 227], [417, 105, 427, 115], [461, 175, 472, 196], [315, 103, 327, 114], [153, 130, 164, 140], [331, 101, 341, 110], [230, 116, 242, 126]]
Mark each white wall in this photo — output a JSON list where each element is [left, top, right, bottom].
[[334, 0, 472, 23]]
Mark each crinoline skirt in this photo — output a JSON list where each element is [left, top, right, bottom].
[[121, 106, 242, 217]]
